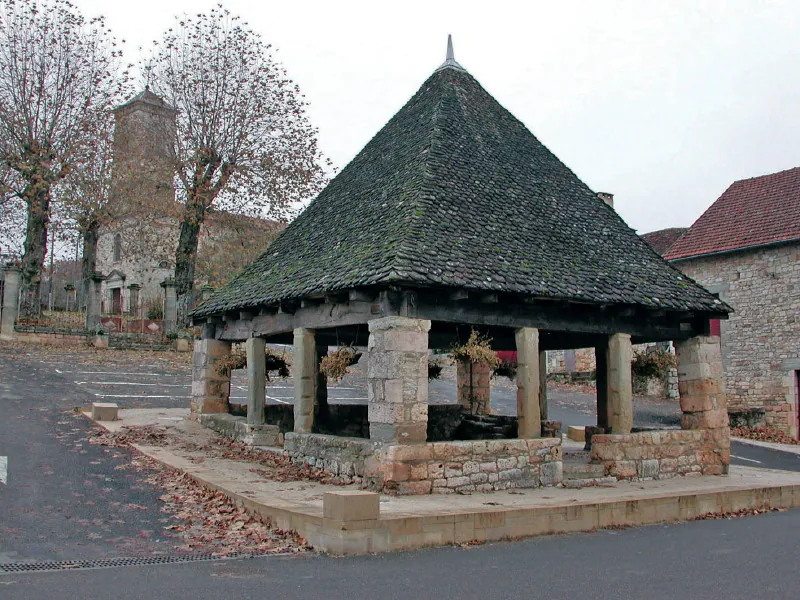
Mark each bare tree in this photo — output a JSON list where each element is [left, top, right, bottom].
[[145, 5, 328, 324], [0, 0, 126, 316]]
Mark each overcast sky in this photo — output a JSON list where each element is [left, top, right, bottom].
[[76, 0, 800, 235]]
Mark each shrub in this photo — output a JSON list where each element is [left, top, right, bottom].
[[450, 330, 501, 369], [320, 345, 361, 382], [631, 348, 676, 380]]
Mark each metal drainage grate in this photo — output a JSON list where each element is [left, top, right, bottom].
[[0, 551, 277, 574]]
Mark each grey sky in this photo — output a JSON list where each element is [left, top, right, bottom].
[[77, 0, 800, 235]]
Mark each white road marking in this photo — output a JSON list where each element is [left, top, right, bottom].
[[75, 381, 188, 387], [731, 455, 762, 464], [58, 370, 184, 377], [94, 394, 191, 399], [0, 456, 7, 485], [266, 396, 291, 405]]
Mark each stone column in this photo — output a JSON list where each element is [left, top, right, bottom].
[[293, 328, 317, 433], [675, 336, 729, 430], [606, 333, 633, 433], [456, 359, 491, 415], [0, 265, 21, 341], [595, 343, 608, 429], [161, 279, 178, 334], [675, 335, 730, 475], [538, 350, 548, 421], [246, 337, 266, 426], [367, 316, 430, 443], [128, 284, 141, 316], [515, 327, 541, 438], [190, 335, 232, 416], [85, 273, 104, 331]]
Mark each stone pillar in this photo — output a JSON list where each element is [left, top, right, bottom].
[[128, 284, 141, 316], [246, 337, 266, 426], [595, 344, 608, 429], [606, 333, 633, 433], [190, 336, 232, 416], [515, 327, 541, 438], [85, 273, 104, 331], [293, 328, 317, 433], [367, 316, 430, 443], [676, 336, 729, 430], [0, 265, 21, 341], [161, 279, 178, 333], [538, 350, 548, 421], [675, 335, 730, 475], [456, 359, 491, 415]]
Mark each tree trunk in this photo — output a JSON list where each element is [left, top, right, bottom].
[[80, 219, 99, 309], [174, 196, 206, 327], [19, 181, 51, 318]]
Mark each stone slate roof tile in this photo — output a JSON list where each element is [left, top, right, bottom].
[[194, 64, 728, 318]]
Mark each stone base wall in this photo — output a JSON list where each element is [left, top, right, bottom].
[[284, 433, 563, 495], [590, 429, 730, 480], [11, 329, 90, 345], [200, 413, 283, 446], [284, 433, 379, 481]]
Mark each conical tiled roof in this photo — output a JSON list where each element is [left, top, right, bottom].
[[194, 60, 728, 318]]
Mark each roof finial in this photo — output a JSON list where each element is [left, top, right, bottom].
[[436, 34, 465, 72]]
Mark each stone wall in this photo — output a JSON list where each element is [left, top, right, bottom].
[[284, 433, 563, 495], [11, 329, 90, 345], [590, 429, 730, 480], [676, 243, 800, 436]]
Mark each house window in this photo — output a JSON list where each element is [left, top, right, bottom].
[[113, 234, 122, 263]]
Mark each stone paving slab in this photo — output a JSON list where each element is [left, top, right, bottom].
[[86, 409, 800, 555]]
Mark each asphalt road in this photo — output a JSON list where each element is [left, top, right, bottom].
[[3, 507, 800, 600]]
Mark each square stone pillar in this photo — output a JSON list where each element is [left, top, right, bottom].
[[293, 328, 317, 433], [676, 335, 729, 430], [595, 344, 608, 429], [606, 333, 633, 433], [515, 327, 541, 438], [246, 337, 266, 426], [161, 279, 178, 334], [85, 273, 104, 331], [191, 336, 232, 416], [1, 265, 21, 341], [367, 316, 430, 444], [456, 359, 491, 415], [539, 350, 548, 421]]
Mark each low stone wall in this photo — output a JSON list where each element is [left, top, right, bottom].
[[199, 413, 282, 446], [590, 429, 730, 480], [376, 438, 563, 495], [12, 328, 90, 345], [284, 432, 379, 481], [284, 433, 563, 495]]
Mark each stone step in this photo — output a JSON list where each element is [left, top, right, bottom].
[[562, 476, 618, 489], [562, 461, 606, 480]]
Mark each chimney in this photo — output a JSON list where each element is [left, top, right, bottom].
[[597, 192, 614, 208]]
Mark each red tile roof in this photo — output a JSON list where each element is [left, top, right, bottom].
[[666, 167, 800, 260], [641, 227, 688, 256]]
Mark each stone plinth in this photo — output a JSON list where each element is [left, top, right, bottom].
[[91, 402, 119, 421], [456, 359, 491, 415], [367, 317, 430, 444], [191, 338, 232, 416], [590, 428, 730, 479]]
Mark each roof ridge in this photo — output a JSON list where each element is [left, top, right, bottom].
[[732, 164, 800, 185]]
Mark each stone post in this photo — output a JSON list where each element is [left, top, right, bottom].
[[367, 316, 430, 443], [456, 359, 491, 415], [675, 334, 730, 474], [246, 337, 266, 426], [607, 333, 633, 433], [675, 336, 729, 430], [595, 343, 608, 429], [85, 273, 104, 332], [190, 334, 232, 416], [515, 327, 541, 438], [161, 279, 178, 334], [1, 265, 21, 341], [128, 284, 141, 317], [538, 350, 548, 421], [293, 328, 317, 433]]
